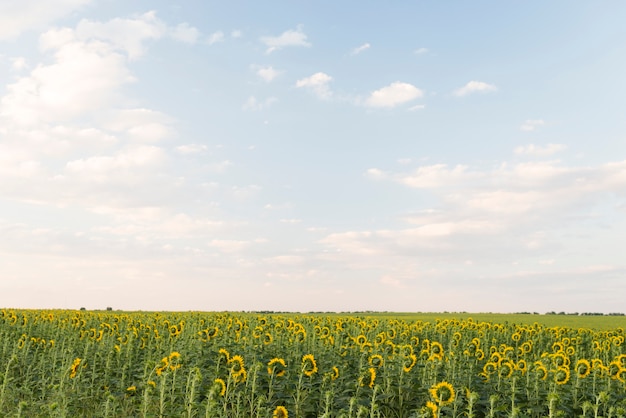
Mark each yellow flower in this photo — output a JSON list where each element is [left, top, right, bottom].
[[214, 378, 226, 396], [69, 358, 81, 379], [331, 366, 340, 380], [367, 367, 376, 388], [169, 352, 182, 371], [576, 359, 591, 379], [368, 354, 384, 368], [302, 354, 318, 377], [403, 353, 417, 373], [533, 361, 548, 380], [126, 386, 136, 392], [229, 355, 245, 373], [554, 366, 570, 385], [147, 380, 156, 388], [425, 400, 438, 418], [273, 405, 288, 418], [429, 381, 455, 406], [428, 341, 444, 362], [218, 348, 230, 363], [267, 358, 286, 377]]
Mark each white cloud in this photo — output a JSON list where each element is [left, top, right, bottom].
[[364, 82, 423, 108], [0, 0, 92, 40], [351, 43, 370, 55], [170, 22, 200, 44], [515, 143, 567, 157], [453, 80, 497, 97], [254, 65, 281, 82], [242, 96, 278, 111], [231, 30, 243, 39], [296, 72, 333, 99], [397, 164, 476, 188], [176, 144, 209, 155], [408, 104, 425, 111], [520, 119, 545, 131], [75, 11, 167, 60], [207, 31, 224, 45], [1, 30, 134, 126], [414, 47, 429, 55], [11, 57, 28, 71], [260, 27, 311, 53]]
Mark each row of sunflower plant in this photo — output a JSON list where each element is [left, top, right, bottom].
[[0, 309, 625, 417]]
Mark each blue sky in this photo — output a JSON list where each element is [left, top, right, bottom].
[[1, 1, 626, 312]]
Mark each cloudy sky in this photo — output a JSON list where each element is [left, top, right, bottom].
[[1, 1, 626, 313]]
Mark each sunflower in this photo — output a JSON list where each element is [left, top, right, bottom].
[[576, 359, 591, 379], [483, 361, 498, 376], [264, 333, 273, 345], [213, 378, 226, 396], [267, 358, 286, 377], [521, 341, 532, 354], [429, 341, 444, 362], [273, 405, 288, 418], [533, 362, 548, 381], [517, 359, 527, 375], [499, 360, 515, 378], [429, 381, 455, 406], [302, 354, 318, 377], [403, 353, 417, 373], [366, 367, 376, 388], [330, 366, 340, 380], [229, 355, 245, 375], [369, 354, 384, 368], [168, 352, 182, 371], [554, 366, 570, 385], [218, 348, 230, 363], [356, 334, 367, 346], [69, 357, 81, 379], [425, 401, 438, 418]]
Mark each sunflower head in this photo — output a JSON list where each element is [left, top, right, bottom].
[[429, 381, 455, 406], [273, 405, 288, 418], [267, 358, 286, 377], [302, 354, 318, 377]]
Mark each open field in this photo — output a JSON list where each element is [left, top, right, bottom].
[[1, 309, 625, 417]]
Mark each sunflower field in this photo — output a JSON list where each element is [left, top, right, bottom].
[[1, 309, 625, 417]]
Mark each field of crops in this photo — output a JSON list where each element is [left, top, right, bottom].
[[1, 309, 625, 417]]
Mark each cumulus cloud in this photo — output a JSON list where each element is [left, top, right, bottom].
[[75, 11, 167, 60], [242, 96, 278, 111], [296, 72, 333, 99], [364, 82, 423, 108], [515, 143, 567, 157], [1, 30, 134, 126], [350, 43, 370, 55], [0, 0, 92, 40], [260, 26, 311, 53], [453, 80, 497, 97], [170, 22, 200, 44], [207, 31, 224, 45], [254, 65, 281, 82]]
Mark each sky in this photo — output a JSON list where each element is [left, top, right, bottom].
[[1, 1, 626, 313]]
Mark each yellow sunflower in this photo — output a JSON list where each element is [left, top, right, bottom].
[[273, 405, 288, 418], [302, 354, 318, 377], [369, 354, 384, 368], [213, 378, 226, 396], [554, 366, 570, 385], [429, 381, 455, 406], [403, 353, 417, 373], [267, 358, 286, 377], [575, 359, 591, 379]]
